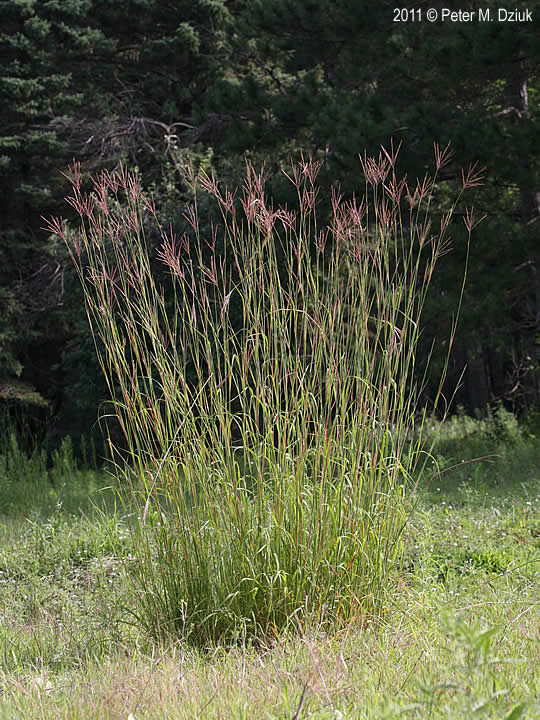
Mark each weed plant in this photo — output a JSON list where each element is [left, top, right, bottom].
[[421, 408, 540, 499], [47, 145, 485, 645], [0, 432, 111, 516]]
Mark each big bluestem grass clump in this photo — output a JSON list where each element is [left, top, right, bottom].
[[47, 145, 484, 646]]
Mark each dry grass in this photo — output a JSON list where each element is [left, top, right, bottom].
[[2, 579, 537, 719]]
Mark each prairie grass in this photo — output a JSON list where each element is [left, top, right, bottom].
[[43, 145, 486, 645], [0, 425, 538, 718]]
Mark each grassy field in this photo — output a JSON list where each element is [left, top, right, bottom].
[[0, 414, 538, 719]]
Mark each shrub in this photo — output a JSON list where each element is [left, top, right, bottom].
[[47, 145, 482, 645]]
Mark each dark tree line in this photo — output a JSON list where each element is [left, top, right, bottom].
[[0, 0, 538, 446]]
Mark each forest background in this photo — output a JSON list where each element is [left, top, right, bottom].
[[1, 0, 538, 451]]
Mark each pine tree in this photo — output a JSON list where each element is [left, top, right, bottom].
[[0, 0, 230, 435], [209, 0, 539, 411]]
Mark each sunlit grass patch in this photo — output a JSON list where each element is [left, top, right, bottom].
[[0, 443, 538, 718]]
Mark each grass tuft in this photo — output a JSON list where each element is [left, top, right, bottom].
[[48, 147, 481, 645]]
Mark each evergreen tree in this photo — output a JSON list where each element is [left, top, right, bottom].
[[209, 0, 539, 411], [0, 0, 230, 438]]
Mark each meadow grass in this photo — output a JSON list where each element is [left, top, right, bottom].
[[43, 145, 488, 645], [0, 432, 116, 518], [0, 419, 540, 720], [20, 148, 537, 715], [0, 418, 538, 718]]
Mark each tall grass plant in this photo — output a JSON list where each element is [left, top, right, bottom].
[[47, 145, 483, 645]]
